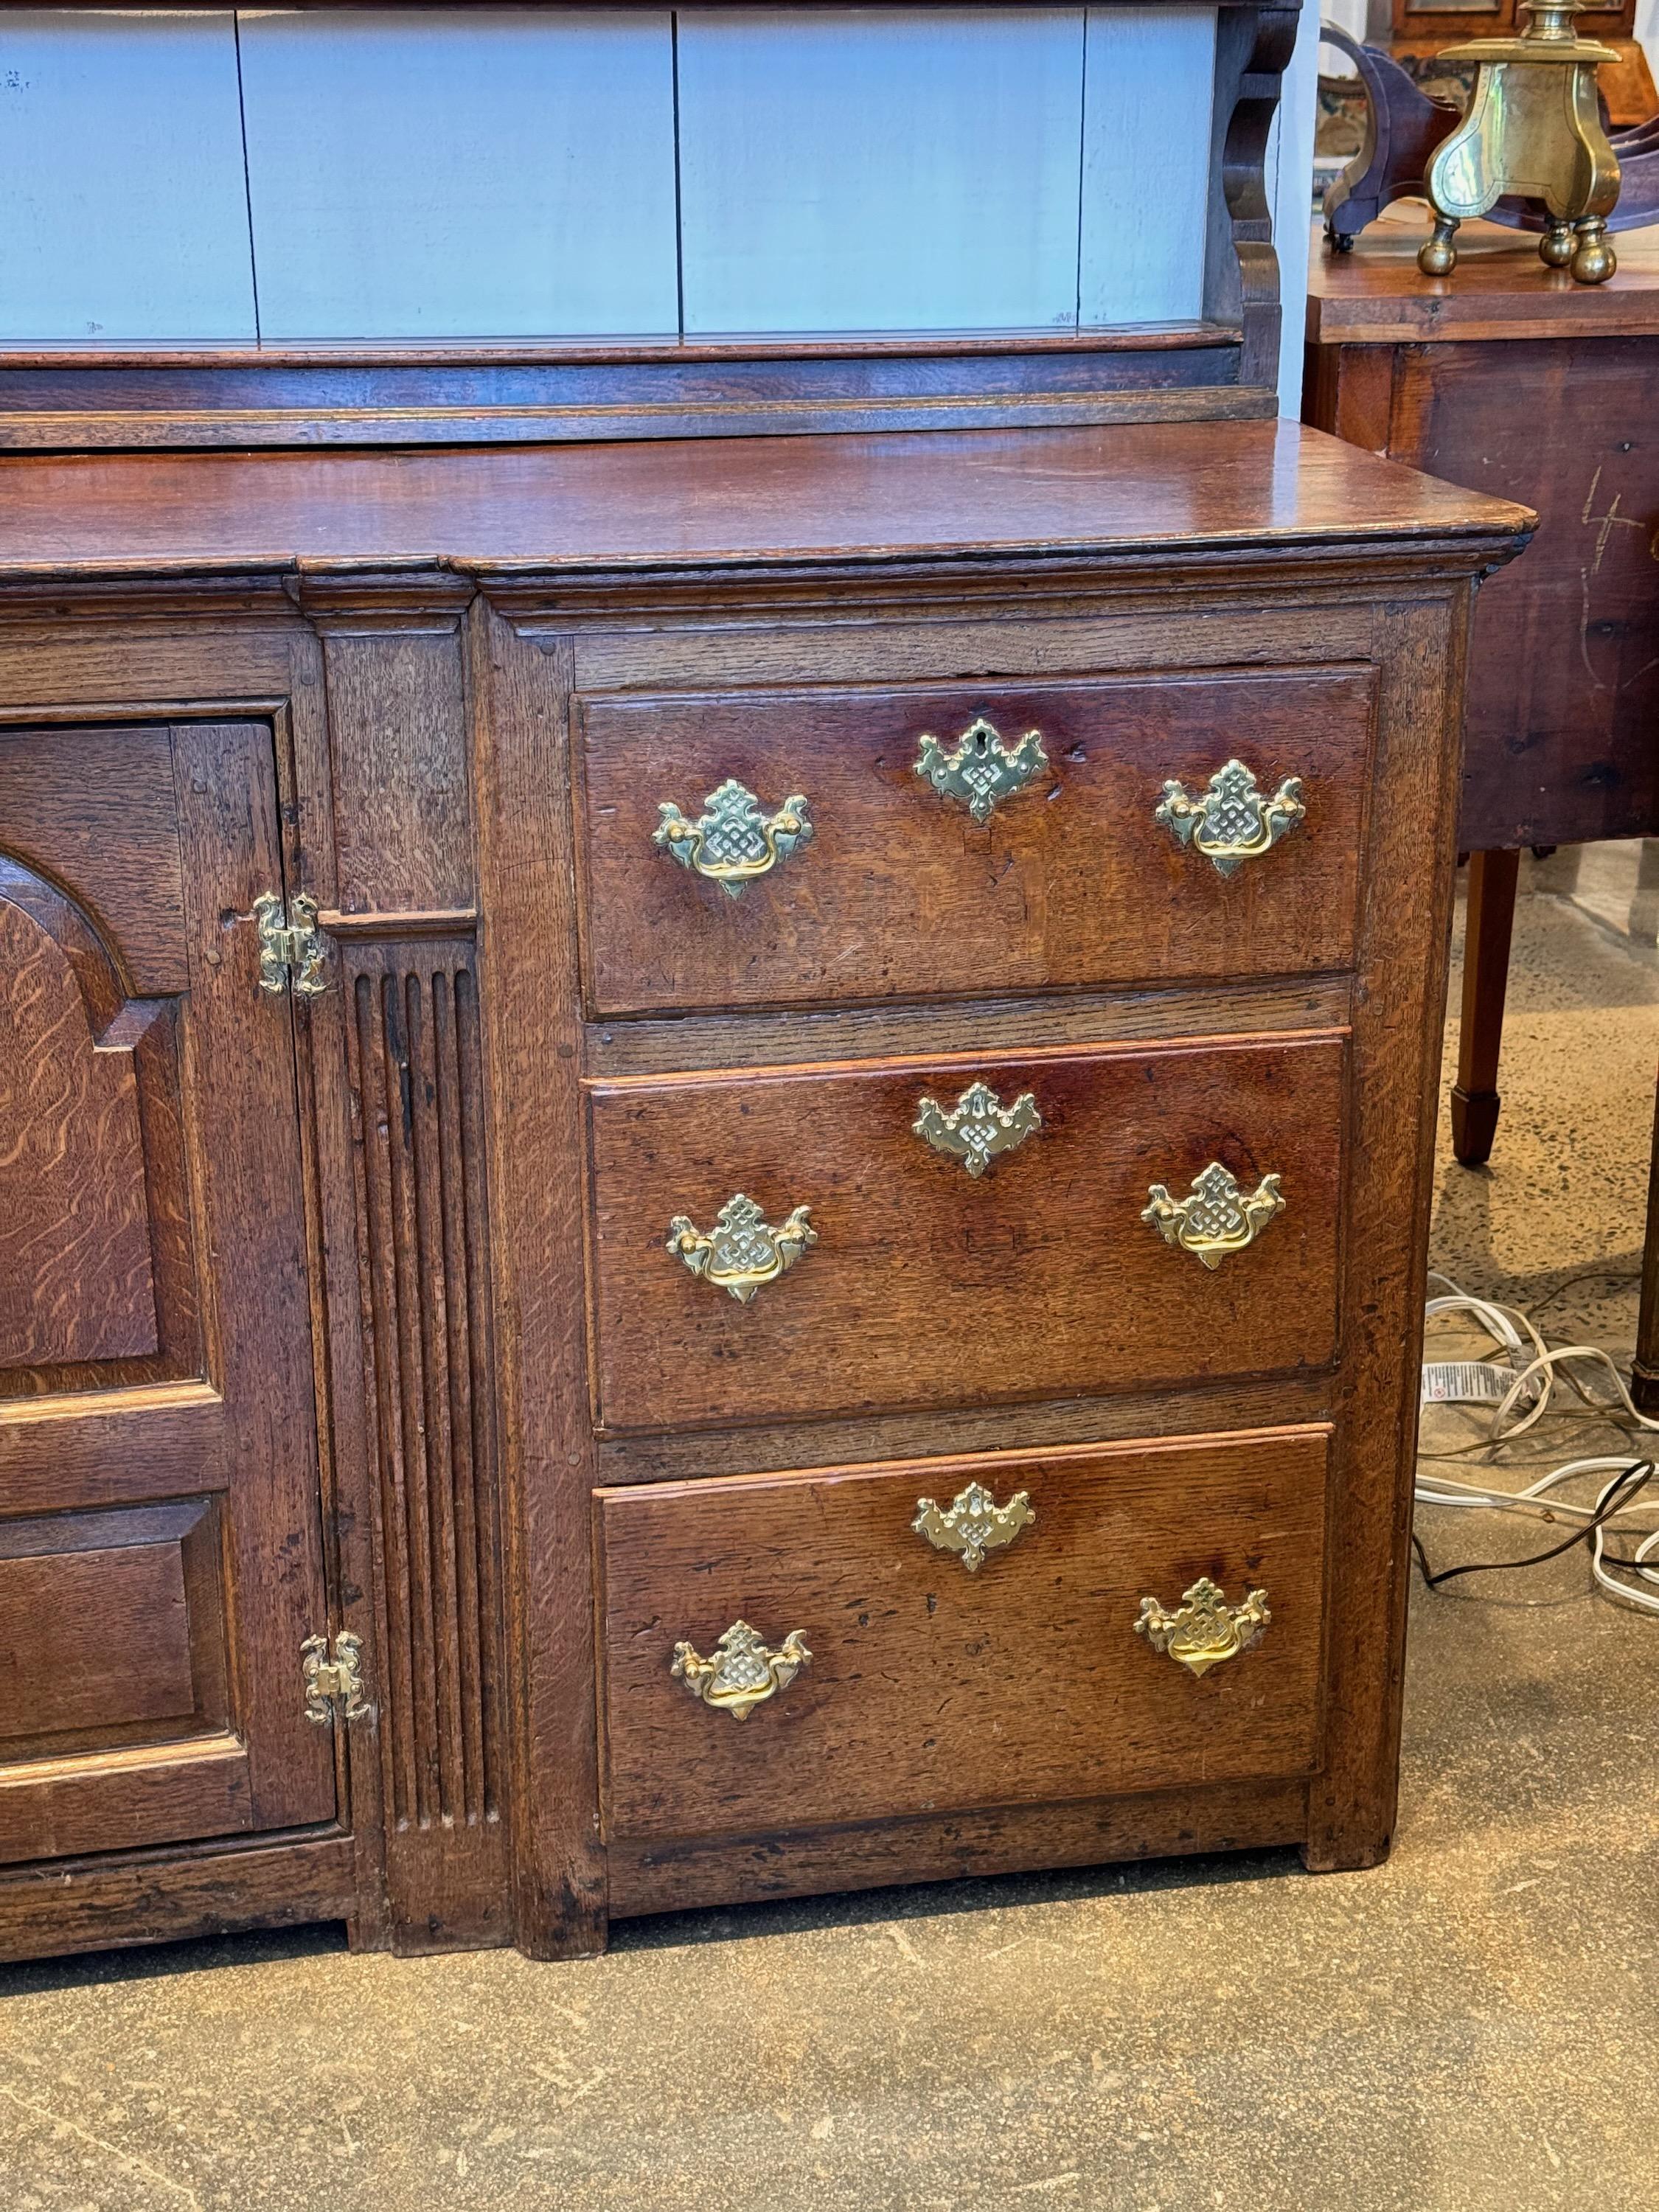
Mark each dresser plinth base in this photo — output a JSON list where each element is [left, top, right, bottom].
[[606, 1779, 1314, 1932]]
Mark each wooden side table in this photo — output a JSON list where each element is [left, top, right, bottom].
[[1307, 206, 1659, 1405]]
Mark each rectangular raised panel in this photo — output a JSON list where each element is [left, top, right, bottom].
[[677, 7, 1088, 334], [0, 1546, 190, 1742], [599, 1427, 1329, 1841], [588, 1031, 1345, 1432], [1079, 9, 1217, 326], [0, 1501, 228, 1766], [577, 667, 1375, 1018], [319, 627, 475, 914], [0, 12, 256, 341], [345, 941, 507, 1866], [240, 7, 680, 339]]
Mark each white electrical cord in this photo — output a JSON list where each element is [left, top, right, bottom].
[[1416, 1270, 1659, 1616]]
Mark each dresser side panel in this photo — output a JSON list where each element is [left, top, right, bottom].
[[1306, 588, 1470, 1871]]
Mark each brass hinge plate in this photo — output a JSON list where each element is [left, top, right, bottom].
[[255, 891, 329, 998], [302, 1631, 372, 1725]]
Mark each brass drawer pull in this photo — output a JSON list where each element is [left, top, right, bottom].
[[913, 1081, 1041, 1176], [667, 1192, 816, 1304], [1135, 1578, 1270, 1677], [913, 1481, 1034, 1571], [654, 778, 812, 897], [1155, 759, 1304, 876], [915, 715, 1048, 821], [1142, 1162, 1284, 1270], [671, 1620, 811, 1719]]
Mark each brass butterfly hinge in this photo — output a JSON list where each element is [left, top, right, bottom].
[[301, 1631, 373, 1726], [255, 891, 329, 998]]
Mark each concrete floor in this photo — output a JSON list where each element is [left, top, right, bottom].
[[4, 858, 1658, 2212]]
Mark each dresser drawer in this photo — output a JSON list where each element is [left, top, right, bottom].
[[586, 1032, 1343, 1432], [599, 1427, 1327, 1843], [576, 667, 1374, 1016]]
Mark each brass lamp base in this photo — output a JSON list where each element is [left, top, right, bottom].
[[1417, 0, 1623, 283]]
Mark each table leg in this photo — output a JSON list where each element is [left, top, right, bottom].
[[1633, 1068, 1659, 1415], [1450, 847, 1521, 1167]]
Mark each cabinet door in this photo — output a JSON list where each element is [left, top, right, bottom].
[[0, 721, 336, 1863]]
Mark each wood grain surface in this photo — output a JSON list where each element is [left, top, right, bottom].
[[0, 422, 1531, 579], [578, 667, 1374, 1016], [587, 1032, 1346, 1431], [607, 1774, 1310, 1918], [1307, 206, 1659, 344], [0, 1538, 194, 1742], [599, 1427, 1329, 1841], [0, 1834, 355, 1965], [0, 891, 159, 1366], [0, 723, 187, 992], [0, 848, 193, 1402]]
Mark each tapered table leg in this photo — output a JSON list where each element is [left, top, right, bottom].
[[1450, 847, 1521, 1166], [1632, 1068, 1659, 1414]]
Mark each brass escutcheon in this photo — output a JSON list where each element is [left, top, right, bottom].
[[1154, 759, 1304, 877], [914, 717, 1048, 822], [913, 1482, 1035, 1572], [671, 1621, 811, 1719], [914, 1082, 1041, 1176], [1141, 1162, 1284, 1270], [667, 1193, 816, 1304], [1135, 1578, 1270, 1677], [654, 778, 812, 897]]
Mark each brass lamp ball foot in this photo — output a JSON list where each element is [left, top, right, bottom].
[[1570, 216, 1616, 283], [1540, 218, 1576, 268], [1418, 215, 1461, 276]]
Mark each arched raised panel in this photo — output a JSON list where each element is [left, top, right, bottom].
[[0, 880, 160, 1370]]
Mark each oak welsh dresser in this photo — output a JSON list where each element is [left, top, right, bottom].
[[0, 0, 1534, 1960], [0, 422, 1528, 1958]]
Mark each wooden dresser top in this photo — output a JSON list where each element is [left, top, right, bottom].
[[1308, 205, 1659, 346], [0, 420, 1529, 582]]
